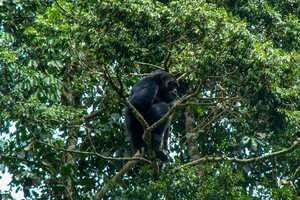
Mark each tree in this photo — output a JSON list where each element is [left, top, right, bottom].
[[0, 0, 299, 199]]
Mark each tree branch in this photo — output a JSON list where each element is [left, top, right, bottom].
[[177, 138, 300, 170], [134, 61, 165, 70], [95, 151, 143, 199], [37, 141, 151, 163]]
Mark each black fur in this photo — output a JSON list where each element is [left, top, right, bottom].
[[125, 70, 177, 161]]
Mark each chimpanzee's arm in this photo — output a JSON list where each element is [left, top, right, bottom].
[[129, 79, 158, 113]]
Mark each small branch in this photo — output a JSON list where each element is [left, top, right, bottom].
[[0, 153, 46, 167], [54, 0, 78, 21], [178, 102, 218, 107], [163, 51, 172, 70], [103, 65, 125, 98], [102, 67, 151, 139], [37, 141, 151, 163], [177, 138, 300, 170], [192, 109, 226, 132], [176, 73, 188, 82], [134, 61, 165, 70], [196, 96, 240, 101], [293, 165, 300, 179], [84, 110, 101, 121], [102, 66, 149, 130]]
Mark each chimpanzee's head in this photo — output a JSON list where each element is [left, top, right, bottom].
[[152, 70, 178, 103]]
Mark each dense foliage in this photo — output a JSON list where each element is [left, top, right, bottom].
[[0, 0, 299, 199]]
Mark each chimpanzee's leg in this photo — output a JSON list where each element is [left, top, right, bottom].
[[125, 109, 146, 153], [145, 102, 169, 161]]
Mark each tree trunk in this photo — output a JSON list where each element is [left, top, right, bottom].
[[185, 107, 204, 177], [61, 76, 81, 200], [185, 107, 200, 160]]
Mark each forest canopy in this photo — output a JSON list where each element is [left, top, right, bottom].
[[0, 0, 299, 199]]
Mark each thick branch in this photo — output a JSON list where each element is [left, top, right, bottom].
[[95, 152, 142, 199], [126, 100, 149, 130]]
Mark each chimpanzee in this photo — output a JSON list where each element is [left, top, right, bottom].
[[125, 70, 178, 161]]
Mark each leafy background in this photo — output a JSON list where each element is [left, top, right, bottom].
[[0, 0, 299, 199]]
